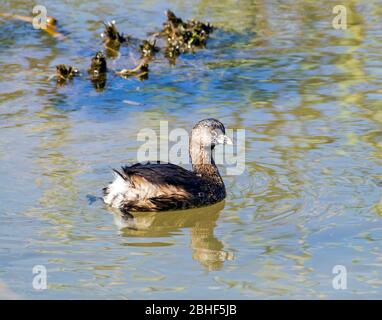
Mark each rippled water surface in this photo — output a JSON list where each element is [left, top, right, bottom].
[[1, 0, 382, 299]]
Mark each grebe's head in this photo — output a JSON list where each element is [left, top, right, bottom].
[[190, 118, 232, 149]]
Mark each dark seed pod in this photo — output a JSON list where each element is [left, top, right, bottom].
[[87, 52, 107, 92], [55, 64, 79, 84], [139, 40, 160, 58], [101, 21, 127, 49], [88, 51, 107, 75], [166, 10, 183, 27]]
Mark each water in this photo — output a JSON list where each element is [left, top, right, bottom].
[[1, 0, 382, 299]]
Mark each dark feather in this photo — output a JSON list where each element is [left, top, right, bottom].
[[120, 162, 203, 194]]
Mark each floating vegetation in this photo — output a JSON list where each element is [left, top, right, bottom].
[[55, 64, 80, 84], [116, 60, 149, 81], [89, 73, 107, 92], [41, 9, 216, 89], [165, 44, 181, 65], [101, 21, 128, 58], [102, 21, 127, 46], [139, 40, 160, 59], [0, 13, 65, 39], [88, 51, 107, 91], [88, 51, 107, 75], [46, 16, 58, 29], [160, 10, 214, 64]]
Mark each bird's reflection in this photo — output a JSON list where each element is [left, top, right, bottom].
[[110, 201, 234, 271]]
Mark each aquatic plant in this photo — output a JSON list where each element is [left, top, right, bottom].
[[0, 13, 65, 39], [116, 60, 149, 81], [55, 64, 80, 84], [46, 16, 57, 29], [101, 20, 128, 56], [88, 51, 107, 91], [40, 10, 215, 87], [160, 10, 214, 63], [164, 44, 181, 65], [139, 40, 160, 59], [88, 51, 107, 75]]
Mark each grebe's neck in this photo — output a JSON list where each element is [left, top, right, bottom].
[[189, 141, 224, 185]]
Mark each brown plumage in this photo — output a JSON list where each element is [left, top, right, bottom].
[[103, 119, 232, 213]]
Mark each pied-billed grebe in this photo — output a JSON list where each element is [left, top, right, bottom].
[[103, 119, 232, 213]]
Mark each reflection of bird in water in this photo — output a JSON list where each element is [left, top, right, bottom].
[[111, 201, 234, 271]]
